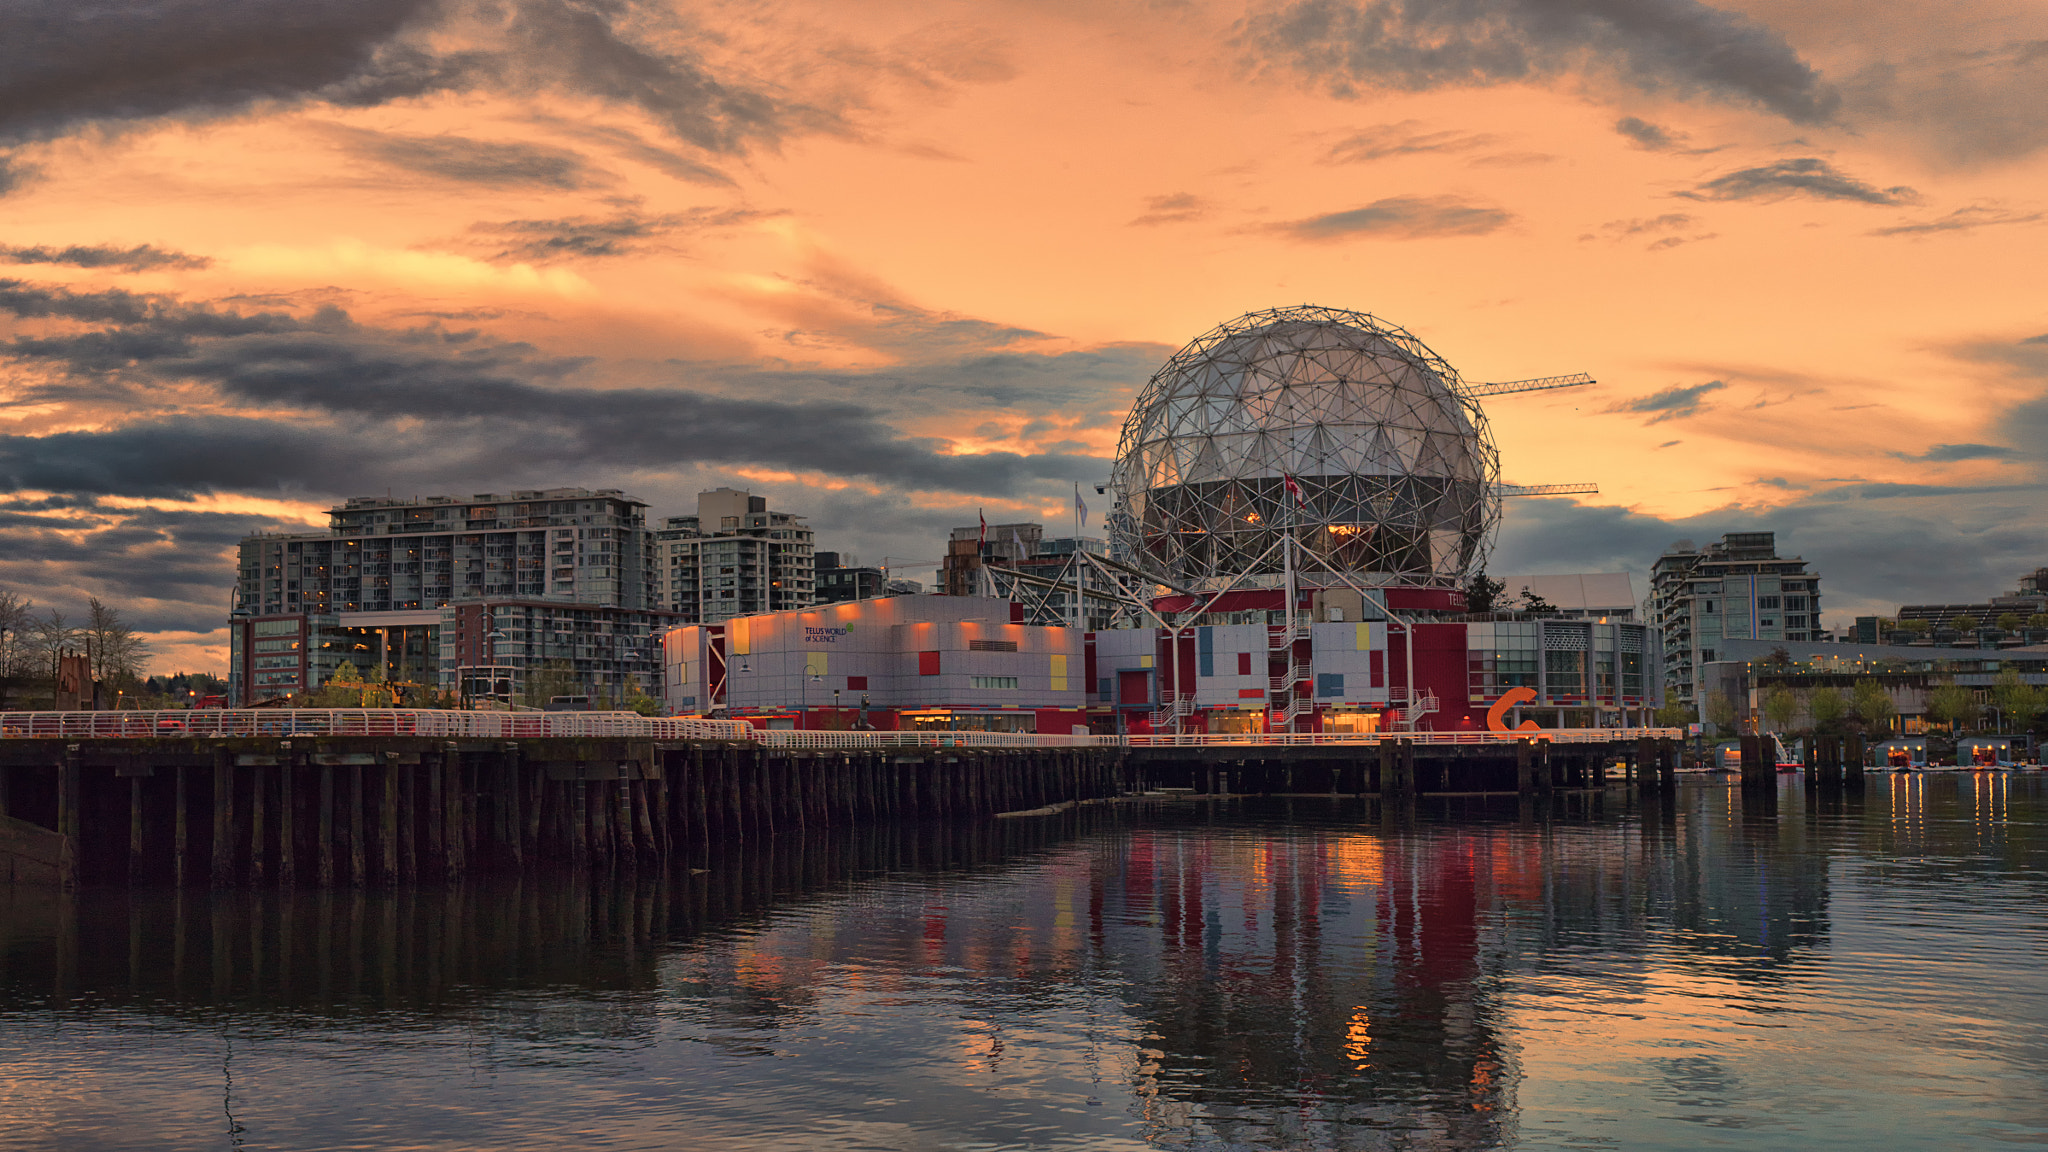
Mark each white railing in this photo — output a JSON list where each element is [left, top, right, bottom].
[[0, 710, 1682, 751], [0, 710, 757, 742], [1268, 663, 1310, 694], [757, 730, 1118, 750], [1267, 624, 1309, 652], [1126, 728, 1685, 748]]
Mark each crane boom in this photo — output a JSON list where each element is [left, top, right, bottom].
[[1468, 373, 1594, 398], [1499, 482, 1598, 497]]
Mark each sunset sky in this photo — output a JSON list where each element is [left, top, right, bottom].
[[4, 0, 2046, 672]]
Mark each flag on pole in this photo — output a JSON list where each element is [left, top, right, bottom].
[[977, 509, 987, 545], [1283, 474, 1306, 507], [1011, 528, 1027, 560], [1074, 486, 1088, 525]]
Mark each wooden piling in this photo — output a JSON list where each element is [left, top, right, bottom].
[[210, 746, 233, 887], [426, 751, 445, 872], [279, 754, 297, 888], [381, 759, 399, 884], [571, 778, 590, 867], [249, 761, 267, 885], [174, 764, 189, 887], [349, 765, 366, 887], [398, 763, 415, 884], [318, 763, 336, 887], [500, 744, 522, 871], [128, 775, 145, 885]]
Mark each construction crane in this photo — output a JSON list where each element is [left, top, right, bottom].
[[1467, 373, 1595, 398], [1499, 482, 1599, 497]]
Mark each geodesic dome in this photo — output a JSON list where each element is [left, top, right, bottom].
[[1109, 306, 1499, 591]]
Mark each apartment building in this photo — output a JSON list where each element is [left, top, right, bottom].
[[656, 488, 816, 624], [1648, 532, 1823, 708], [228, 487, 666, 704]]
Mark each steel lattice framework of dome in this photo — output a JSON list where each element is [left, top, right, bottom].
[[1109, 306, 1502, 592]]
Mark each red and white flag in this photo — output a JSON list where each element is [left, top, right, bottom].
[[1282, 474, 1306, 507], [977, 509, 987, 545]]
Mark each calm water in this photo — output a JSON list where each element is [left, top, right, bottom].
[[2, 775, 2046, 1150]]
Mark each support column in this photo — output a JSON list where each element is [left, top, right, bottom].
[[249, 760, 267, 885], [174, 764, 189, 887], [128, 773, 145, 886], [211, 746, 234, 887], [349, 765, 366, 887], [381, 758, 400, 884], [59, 744, 82, 847], [318, 762, 336, 887], [499, 744, 522, 871], [279, 754, 297, 888]]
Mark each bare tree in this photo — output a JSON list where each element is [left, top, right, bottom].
[[84, 597, 151, 685], [0, 589, 33, 709], [30, 608, 81, 685]]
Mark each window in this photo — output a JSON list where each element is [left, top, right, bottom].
[[1316, 673, 1344, 697], [1785, 596, 1808, 610], [1758, 596, 1781, 610], [971, 676, 1018, 690], [1544, 650, 1584, 695], [1702, 601, 1717, 613], [968, 639, 1019, 652], [1786, 614, 1807, 628]]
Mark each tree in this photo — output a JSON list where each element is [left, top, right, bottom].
[[1464, 568, 1505, 614], [0, 589, 33, 710], [1762, 685, 1798, 732], [1853, 678, 1896, 732], [29, 609, 82, 686], [1764, 646, 1793, 668], [620, 675, 660, 717], [1992, 669, 2044, 733], [2029, 612, 2048, 632], [1517, 586, 1558, 617], [1703, 689, 1738, 735], [522, 660, 583, 708], [1925, 682, 1976, 732], [1997, 612, 2024, 634], [1897, 618, 1930, 634], [1807, 686, 1848, 732], [1952, 614, 1980, 632], [1655, 700, 1696, 729], [84, 597, 151, 686]]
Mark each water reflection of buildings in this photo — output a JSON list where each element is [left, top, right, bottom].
[[0, 790, 1882, 1149]]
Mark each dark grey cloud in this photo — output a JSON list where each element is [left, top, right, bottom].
[[469, 210, 684, 261], [2025, 334, 2048, 345], [1325, 121, 1497, 162], [326, 126, 594, 189], [1128, 193, 1208, 226], [1894, 442, 2018, 462], [0, 0, 827, 158], [1603, 380, 1725, 423], [0, 0, 442, 145], [1614, 115, 1680, 150], [1678, 157, 1918, 205], [1869, 203, 2045, 237], [1268, 195, 1513, 240], [0, 282, 1123, 501], [1495, 484, 2048, 617], [0, 242, 211, 271], [0, 499, 308, 635], [1241, 0, 1836, 125]]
